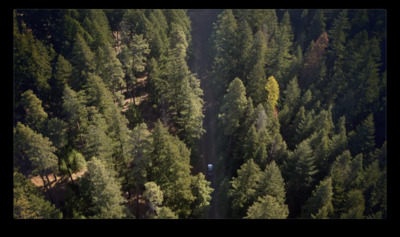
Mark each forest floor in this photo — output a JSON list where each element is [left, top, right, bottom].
[[188, 9, 221, 219], [29, 170, 87, 208]]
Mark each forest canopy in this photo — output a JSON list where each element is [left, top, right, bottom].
[[13, 9, 386, 219]]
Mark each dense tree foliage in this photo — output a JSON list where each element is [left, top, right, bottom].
[[13, 9, 211, 219], [13, 9, 386, 219], [211, 9, 386, 219]]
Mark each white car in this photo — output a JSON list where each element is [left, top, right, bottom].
[[207, 164, 213, 176]]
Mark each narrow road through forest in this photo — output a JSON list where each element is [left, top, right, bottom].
[[187, 9, 221, 219]]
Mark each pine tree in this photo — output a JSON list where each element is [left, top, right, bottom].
[[301, 177, 334, 219], [44, 117, 68, 153], [235, 19, 254, 81], [14, 122, 59, 202], [62, 85, 88, 149], [59, 149, 86, 184], [242, 125, 259, 163], [257, 161, 287, 206], [328, 116, 349, 164], [309, 129, 331, 179], [211, 9, 238, 94], [20, 90, 48, 133], [247, 60, 267, 106], [361, 158, 386, 218], [265, 75, 280, 108], [49, 55, 72, 112], [84, 73, 114, 119], [307, 10, 327, 44], [340, 189, 365, 219], [246, 30, 267, 103], [156, 206, 178, 219], [143, 181, 164, 218], [13, 18, 52, 99], [326, 10, 351, 100], [267, 11, 294, 88], [147, 120, 195, 218], [301, 32, 329, 90], [282, 77, 301, 111], [219, 78, 248, 136], [145, 10, 169, 61], [130, 122, 152, 216], [293, 108, 316, 147], [83, 111, 114, 166], [107, 104, 132, 174], [330, 150, 364, 217], [283, 138, 318, 217], [328, 10, 351, 66], [70, 33, 95, 90], [85, 157, 127, 219], [52, 10, 94, 58], [245, 194, 288, 219], [190, 173, 213, 218], [229, 159, 262, 218], [13, 171, 62, 219], [348, 113, 375, 157]]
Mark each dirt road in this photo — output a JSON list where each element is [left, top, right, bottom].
[[187, 9, 221, 219]]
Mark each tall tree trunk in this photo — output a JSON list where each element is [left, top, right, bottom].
[[40, 173, 55, 204], [67, 167, 74, 185], [40, 173, 47, 188], [45, 174, 52, 190]]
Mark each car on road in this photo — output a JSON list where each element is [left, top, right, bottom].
[[208, 164, 213, 177]]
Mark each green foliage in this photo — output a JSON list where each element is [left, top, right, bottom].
[[147, 120, 195, 218], [143, 181, 164, 218], [283, 138, 318, 217], [44, 117, 68, 151], [245, 194, 288, 219], [156, 206, 178, 219], [49, 54, 73, 116], [229, 159, 262, 218], [330, 150, 364, 217], [235, 20, 254, 81], [83, 112, 114, 166], [14, 122, 58, 176], [257, 161, 287, 206], [70, 33, 95, 90], [348, 114, 375, 157], [13, 9, 387, 219], [14, 171, 62, 219], [211, 9, 238, 94], [62, 85, 88, 148], [190, 173, 213, 218], [267, 11, 294, 88], [13, 18, 52, 99], [66, 149, 86, 173], [301, 177, 334, 218], [219, 78, 248, 136], [265, 76, 280, 108], [340, 189, 365, 219], [20, 90, 48, 132], [85, 157, 127, 219], [130, 122, 152, 193], [247, 60, 267, 106]]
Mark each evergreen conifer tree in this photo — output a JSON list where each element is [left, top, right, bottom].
[[302, 177, 334, 218], [85, 157, 127, 219], [229, 159, 262, 218], [219, 78, 248, 136], [245, 194, 288, 219]]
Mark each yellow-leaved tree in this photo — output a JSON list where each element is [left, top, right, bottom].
[[265, 75, 280, 108]]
